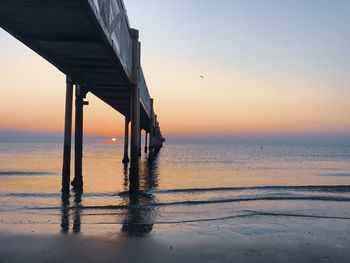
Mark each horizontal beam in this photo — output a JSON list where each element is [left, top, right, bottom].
[[32, 36, 100, 43], [91, 86, 129, 91], [64, 64, 119, 70], [93, 94, 130, 100]]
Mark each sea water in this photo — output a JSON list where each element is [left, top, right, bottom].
[[0, 142, 350, 237]]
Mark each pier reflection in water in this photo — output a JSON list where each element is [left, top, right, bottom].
[[60, 155, 160, 237], [60, 190, 83, 234], [122, 157, 159, 237]]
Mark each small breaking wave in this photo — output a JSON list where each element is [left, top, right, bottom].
[[245, 210, 350, 221], [89, 211, 350, 225], [0, 192, 115, 198], [151, 185, 350, 194], [0, 171, 57, 176], [33, 194, 350, 211], [320, 173, 350, 177], [2, 184, 350, 199]]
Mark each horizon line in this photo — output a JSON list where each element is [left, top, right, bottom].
[[0, 128, 349, 145], [0, 127, 349, 137]]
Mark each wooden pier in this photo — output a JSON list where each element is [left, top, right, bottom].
[[0, 0, 164, 193]]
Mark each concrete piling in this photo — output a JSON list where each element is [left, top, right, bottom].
[[129, 29, 141, 193], [72, 84, 84, 191], [144, 131, 148, 153], [122, 117, 130, 164], [62, 76, 74, 193]]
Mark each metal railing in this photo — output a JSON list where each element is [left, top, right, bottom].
[[88, 0, 132, 77], [139, 69, 151, 117], [88, 0, 151, 118]]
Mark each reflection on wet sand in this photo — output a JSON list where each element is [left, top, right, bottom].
[[121, 193, 155, 237], [60, 190, 82, 234], [121, 156, 160, 237], [60, 194, 69, 233], [123, 164, 129, 191], [60, 155, 160, 236], [72, 191, 82, 233]]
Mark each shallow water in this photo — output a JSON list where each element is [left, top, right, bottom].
[[0, 142, 350, 237]]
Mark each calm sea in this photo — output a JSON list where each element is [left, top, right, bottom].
[[1, 142, 350, 236]]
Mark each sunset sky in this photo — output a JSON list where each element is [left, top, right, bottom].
[[0, 0, 349, 138]]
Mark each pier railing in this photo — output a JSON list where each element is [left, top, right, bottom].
[[88, 0, 132, 77], [88, 0, 151, 118], [139, 69, 151, 117]]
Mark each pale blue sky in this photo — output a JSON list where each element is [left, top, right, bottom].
[[121, 0, 350, 135], [124, 0, 350, 87]]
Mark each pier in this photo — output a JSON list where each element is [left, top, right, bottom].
[[0, 0, 164, 193]]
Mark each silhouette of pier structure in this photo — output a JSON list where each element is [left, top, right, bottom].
[[0, 0, 164, 193]]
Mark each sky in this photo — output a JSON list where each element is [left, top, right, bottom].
[[0, 0, 349, 139]]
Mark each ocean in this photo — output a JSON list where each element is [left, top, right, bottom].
[[1, 141, 350, 238]]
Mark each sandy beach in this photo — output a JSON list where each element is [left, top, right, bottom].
[[2, 214, 350, 263]]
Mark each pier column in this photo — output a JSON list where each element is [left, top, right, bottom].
[[148, 99, 154, 161], [129, 28, 141, 193], [139, 128, 142, 157], [122, 117, 130, 164], [62, 76, 74, 193], [144, 131, 148, 153], [154, 115, 159, 151], [130, 84, 140, 192], [73, 84, 84, 191]]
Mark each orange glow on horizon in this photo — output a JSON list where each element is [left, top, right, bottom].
[[0, 28, 349, 137]]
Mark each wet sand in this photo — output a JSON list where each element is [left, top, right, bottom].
[[1, 215, 350, 263]]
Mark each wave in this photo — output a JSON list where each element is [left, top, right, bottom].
[[90, 211, 350, 225], [2, 184, 350, 199], [245, 210, 350, 221], [151, 185, 350, 194], [44, 210, 350, 225], [320, 173, 350, 177], [33, 194, 350, 211], [0, 192, 115, 198], [0, 171, 57, 176]]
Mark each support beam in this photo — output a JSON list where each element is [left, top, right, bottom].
[[122, 117, 130, 164], [139, 128, 142, 157], [72, 84, 84, 191], [61, 76, 74, 193], [144, 131, 148, 153], [129, 29, 140, 194], [154, 115, 159, 151], [130, 84, 140, 193], [153, 115, 163, 154], [148, 98, 154, 161]]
